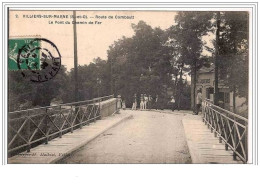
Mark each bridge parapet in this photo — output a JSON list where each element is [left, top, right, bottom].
[[8, 95, 116, 157], [96, 98, 118, 118]]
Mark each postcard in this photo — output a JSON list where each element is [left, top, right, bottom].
[[5, 7, 252, 165]]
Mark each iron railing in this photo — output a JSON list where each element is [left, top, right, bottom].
[[202, 99, 248, 163], [8, 95, 114, 156]]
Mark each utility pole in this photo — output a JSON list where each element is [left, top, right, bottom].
[[214, 11, 220, 106], [73, 10, 79, 102]]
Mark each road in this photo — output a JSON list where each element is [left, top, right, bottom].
[[59, 110, 192, 164]]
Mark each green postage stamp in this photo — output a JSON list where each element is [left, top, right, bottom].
[[8, 38, 40, 70]]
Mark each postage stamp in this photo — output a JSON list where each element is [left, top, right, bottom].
[[9, 37, 40, 70], [14, 38, 61, 82]]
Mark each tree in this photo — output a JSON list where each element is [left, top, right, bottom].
[[107, 21, 173, 107], [202, 12, 249, 114], [8, 65, 69, 111], [217, 12, 249, 100], [65, 57, 111, 102], [168, 12, 213, 109]]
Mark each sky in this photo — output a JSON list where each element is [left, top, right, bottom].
[[9, 10, 179, 71]]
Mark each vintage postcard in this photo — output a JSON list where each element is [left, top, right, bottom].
[[5, 5, 254, 165]]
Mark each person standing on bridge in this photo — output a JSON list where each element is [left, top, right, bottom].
[[155, 95, 159, 110], [117, 94, 122, 110], [170, 96, 176, 111], [148, 95, 153, 110], [132, 94, 137, 110], [194, 89, 202, 115], [144, 94, 148, 110], [122, 99, 126, 110], [140, 94, 144, 110]]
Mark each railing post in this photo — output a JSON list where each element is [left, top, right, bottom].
[[233, 123, 237, 160], [59, 105, 62, 138], [115, 97, 118, 113], [71, 105, 74, 133], [78, 106, 82, 129], [27, 110, 31, 152], [233, 116, 239, 160], [245, 124, 248, 163], [202, 104, 204, 122], [208, 107, 213, 131], [225, 143, 228, 150], [205, 104, 208, 125], [94, 100, 96, 122], [86, 104, 90, 126], [210, 109, 213, 133], [233, 151, 237, 160], [99, 98, 101, 120], [27, 144, 31, 153], [45, 108, 49, 144]]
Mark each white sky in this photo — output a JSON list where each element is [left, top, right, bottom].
[[10, 11, 179, 71]]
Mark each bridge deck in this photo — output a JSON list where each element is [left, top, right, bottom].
[[60, 110, 192, 164], [182, 114, 243, 164], [8, 112, 132, 164], [8, 109, 243, 164]]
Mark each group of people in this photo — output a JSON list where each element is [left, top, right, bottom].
[[117, 94, 177, 111], [117, 95, 126, 110], [131, 94, 177, 111], [116, 88, 203, 114], [131, 94, 154, 110]]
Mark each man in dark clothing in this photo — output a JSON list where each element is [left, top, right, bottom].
[[170, 96, 176, 111]]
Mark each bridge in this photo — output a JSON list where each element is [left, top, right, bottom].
[[8, 95, 247, 164]]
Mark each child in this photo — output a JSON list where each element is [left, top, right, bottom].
[[122, 100, 126, 110]]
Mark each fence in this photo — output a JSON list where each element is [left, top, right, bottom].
[[202, 99, 248, 163], [8, 95, 115, 156]]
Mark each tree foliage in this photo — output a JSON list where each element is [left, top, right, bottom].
[[8, 65, 69, 111], [107, 21, 176, 107], [66, 57, 111, 102], [168, 12, 213, 108], [217, 12, 249, 99]]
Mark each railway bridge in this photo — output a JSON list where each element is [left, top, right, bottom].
[[8, 95, 247, 164]]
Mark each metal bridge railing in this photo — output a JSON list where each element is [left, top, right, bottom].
[[202, 99, 248, 163], [8, 95, 114, 156]]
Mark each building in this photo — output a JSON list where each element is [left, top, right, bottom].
[[196, 65, 247, 116]]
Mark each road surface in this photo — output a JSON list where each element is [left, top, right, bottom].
[[59, 110, 192, 164]]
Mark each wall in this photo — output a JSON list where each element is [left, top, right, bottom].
[[98, 98, 118, 118]]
